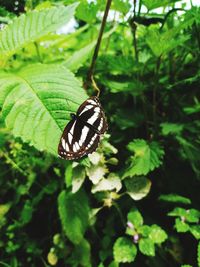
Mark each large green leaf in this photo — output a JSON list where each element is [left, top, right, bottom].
[[149, 225, 167, 244], [113, 237, 137, 263], [146, 25, 189, 57], [127, 208, 143, 228], [125, 176, 151, 200], [76, 0, 98, 24], [58, 190, 90, 245], [139, 238, 155, 256], [69, 238, 91, 267], [0, 64, 87, 155], [0, 3, 78, 58], [123, 139, 164, 177]]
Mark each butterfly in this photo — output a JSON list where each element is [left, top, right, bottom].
[[58, 96, 108, 160]]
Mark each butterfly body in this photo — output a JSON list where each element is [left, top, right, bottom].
[[58, 96, 107, 160]]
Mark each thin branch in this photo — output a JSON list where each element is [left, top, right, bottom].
[[84, 0, 112, 94], [129, 0, 139, 62], [138, 0, 142, 16], [160, 8, 185, 30]]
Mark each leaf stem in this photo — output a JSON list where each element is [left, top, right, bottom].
[[34, 42, 43, 63], [0, 149, 28, 176], [113, 202, 126, 227], [84, 0, 112, 94]]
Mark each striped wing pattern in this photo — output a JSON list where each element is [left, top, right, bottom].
[[58, 96, 108, 160]]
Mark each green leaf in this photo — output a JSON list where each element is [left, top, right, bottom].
[[76, 0, 98, 23], [168, 208, 200, 223], [72, 166, 86, 193], [160, 123, 184, 136], [103, 79, 145, 96], [138, 225, 152, 238], [181, 265, 193, 267], [91, 173, 122, 194], [113, 237, 137, 263], [168, 207, 188, 217], [190, 225, 200, 240], [175, 218, 190, 233], [112, 0, 131, 15], [0, 203, 11, 227], [71, 238, 91, 267], [143, 0, 182, 10], [149, 225, 167, 244], [86, 164, 108, 185], [125, 176, 151, 200], [139, 238, 155, 256], [0, 64, 87, 155], [108, 261, 119, 267], [159, 194, 191, 205], [127, 208, 143, 228], [65, 41, 96, 72], [124, 139, 164, 177], [183, 103, 200, 115], [20, 200, 33, 225], [58, 190, 89, 245], [64, 28, 115, 71], [0, 3, 79, 58], [64, 162, 73, 188], [146, 25, 189, 57]]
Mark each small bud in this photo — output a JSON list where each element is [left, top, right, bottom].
[[180, 216, 185, 222], [127, 221, 134, 229], [133, 234, 139, 243]]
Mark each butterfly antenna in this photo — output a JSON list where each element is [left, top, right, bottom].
[[91, 76, 100, 97]]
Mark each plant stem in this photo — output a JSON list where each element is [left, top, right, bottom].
[[0, 150, 28, 176], [129, 0, 138, 62], [85, 0, 112, 93], [113, 202, 126, 227]]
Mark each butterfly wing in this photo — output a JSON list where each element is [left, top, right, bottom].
[[58, 96, 107, 160], [77, 96, 108, 134]]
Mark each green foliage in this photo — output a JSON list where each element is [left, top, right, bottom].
[[0, 3, 78, 59], [143, 0, 182, 10], [146, 25, 189, 57], [124, 139, 164, 177], [76, 0, 98, 24], [119, 208, 167, 262], [125, 176, 151, 200], [58, 190, 89, 245], [0, 0, 199, 266], [113, 237, 137, 263], [0, 64, 87, 155], [168, 206, 200, 239], [159, 194, 192, 204]]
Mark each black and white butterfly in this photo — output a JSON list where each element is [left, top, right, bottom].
[[58, 96, 108, 160]]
